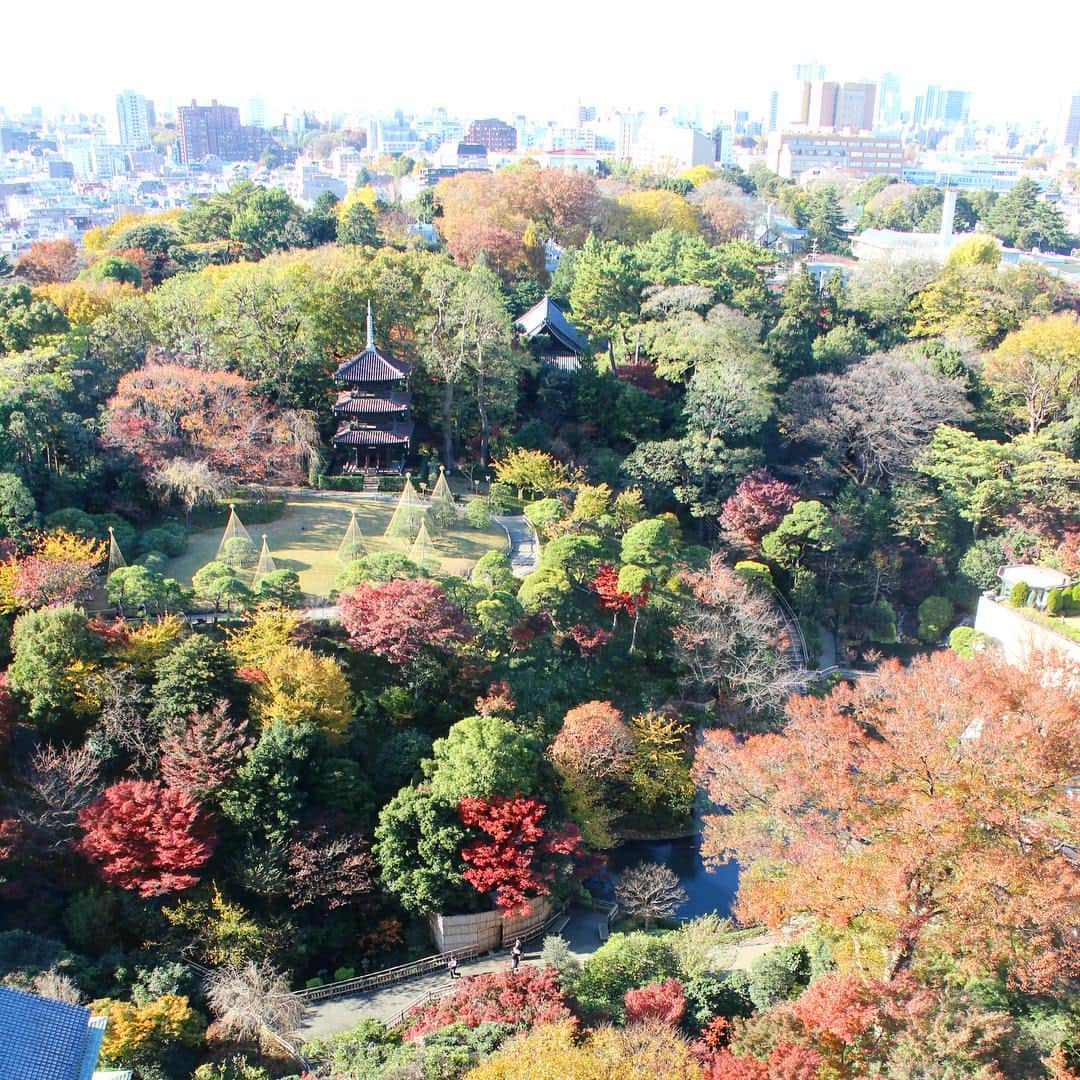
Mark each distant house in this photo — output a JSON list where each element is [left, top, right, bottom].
[[754, 206, 807, 254], [330, 303, 413, 474], [0, 985, 116, 1080], [513, 296, 588, 373], [997, 564, 1072, 610]]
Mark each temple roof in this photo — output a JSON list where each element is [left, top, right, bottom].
[[333, 390, 411, 416], [514, 295, 588, 356], [332, 346, 409, 384], [332, 420, 415, 447]]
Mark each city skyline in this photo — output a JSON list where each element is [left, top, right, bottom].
[[4, 0, 1078, 129]]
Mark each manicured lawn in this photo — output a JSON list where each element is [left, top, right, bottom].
[[166, 489, 507, 602]]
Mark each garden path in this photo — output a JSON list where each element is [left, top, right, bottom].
[[297, 907, 608, 1041], [491, 515, 539, 577]]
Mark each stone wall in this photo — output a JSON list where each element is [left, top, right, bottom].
[[428, 896, 553, 954], [974, 595, 1080, 670]]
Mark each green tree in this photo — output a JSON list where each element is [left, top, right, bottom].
[[0, 472, 38, 543], [567, 234, 641, 342], [373, 785, 472, 915], [946, 235, 1001, 268], [192, 561, 253, 615], [802, 186, 847, 253], [88, 256, 142, 287], [425, 715, 541, 803], [8, 605, 103, 730], [337, 201, 379, 246], [760, 501, 840, 571], [916, 594, 954, 642], [106, 565, 185, 617], [150, 636, 245, 727], [255, 569, 302, 608]]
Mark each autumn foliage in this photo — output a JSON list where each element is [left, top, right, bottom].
[[458, 795, 584, 914], [718, 469, 798, 552], [2, 530, 105, 611], [694, 650, 1080, 991], [104, 362, 306, 480], [623, 978, 686, 1026], [75, 779, 216, 896], [403, 965, 572, 1040], [590, 563, 649, 621], [550, 700, 635, 781], [339, 577, 470, 663], [159, 702, 249, 803]]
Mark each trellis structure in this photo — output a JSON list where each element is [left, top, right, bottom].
[[107, 526, 126, 574], [408, 520, 435, 568], [384, 473, 427, 540], [338, 511, 366, 562], [216, 505, 254, 561], [253, 535, 277, 583]]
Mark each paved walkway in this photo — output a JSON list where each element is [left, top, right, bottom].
[[491, 515, 539, 577], [297, 907, 608, 1041]]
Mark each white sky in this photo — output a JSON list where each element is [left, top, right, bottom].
[[2, 0, 1077, 129]]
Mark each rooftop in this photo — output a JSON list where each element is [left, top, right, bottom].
[[514, 295, 588, 356], [0, 986, 107, 1080]]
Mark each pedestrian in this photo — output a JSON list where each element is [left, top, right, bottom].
[[447, 952, 459, 979], [510, 938, 522, 972]]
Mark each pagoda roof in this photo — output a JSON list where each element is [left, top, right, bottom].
[[333, 390, 411, 416], [333, 345, 408, 384], [514, 295, 588, 356], [332, 420, 415, 447]]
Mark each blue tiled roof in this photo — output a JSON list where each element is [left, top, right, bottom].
[[0, 986, 104, 1080], [514, 296, 588, 356]]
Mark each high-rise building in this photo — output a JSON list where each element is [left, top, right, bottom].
[[794, 61, 825, 81], [914, 85, 970, 127], [244, 97, 269, 130], [465, 118, 517, 153], [876, 73, 902, 127], [805, 81, 876, 130], [767, 90, 780, 133], [115, 90, 155, 149], [176, 99, 271, 163], [1063, 93, 1080, 151]]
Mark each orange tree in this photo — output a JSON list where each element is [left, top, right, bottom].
[[693, 650, 1079, 991]]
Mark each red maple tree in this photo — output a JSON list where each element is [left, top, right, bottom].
[[403, 965, 572, 1040], [589, 563, 649, 625], [74, 780, 216, 896], [623, 978, 686, 1026], [718, 469, 798, 552], [159, 702, 249, 804], [339, 577, 470, 664], [458, 795, 584, 914]]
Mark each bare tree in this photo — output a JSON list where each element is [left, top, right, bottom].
[[675, 557, 803, 719], [205, 961, 308, 1067], [31, 969, 83, 1004], [615, 861, 688, 929], [152, 458, 228, 526], [16, 744, 101, 845], [783, 348, 971, 486], [87, 669, 160, 774]]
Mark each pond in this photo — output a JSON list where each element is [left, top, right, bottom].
[[601, 835, 741, 920]]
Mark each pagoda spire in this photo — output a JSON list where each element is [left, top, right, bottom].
[[366, 300, 375, 350]]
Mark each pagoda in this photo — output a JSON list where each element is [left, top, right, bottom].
[[331, 302, 413, 473]]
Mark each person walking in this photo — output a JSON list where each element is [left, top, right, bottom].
[[447, 953, 459, 979], [510, 938, 522, 973]]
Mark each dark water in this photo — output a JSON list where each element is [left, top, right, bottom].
[[600, 836, 741, 920]]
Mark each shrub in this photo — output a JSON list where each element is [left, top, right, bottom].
[[1046, 588, 1066, 616], [488, 482, 520, 513], [140, 523, 188, 557], [221, 536, 256, 569], [465, 497, 493, 529], [1009, 581, 1031, 608], [333, 966, 356, 982], [137, 550, 169, 573], [916, 594, 954, 641], [539, 934, 580, 977], [403, 966, 571, 1040], [948, 626, 992, 657], [747, 943, 810, 1010], [623, 977, 686, 1026], [524, 498, 565, 535], [569, 931, 680, 1020], [306, 976, 324, 989], [733, 560, 774, 591]]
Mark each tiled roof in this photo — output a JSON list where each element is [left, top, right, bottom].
[[332, 391, 411, 416], [333, 346, 408, 384], [0, 986, 106, 1080], [514, 295, 588, 356], [332, 421, 415, 447]]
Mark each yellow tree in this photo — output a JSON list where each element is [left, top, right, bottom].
[[629, 711, 694, 818], [90, 995, 203, 1069], [225, 609, 301, 669], [253, 645, 352, 740], [984, 313, 1080, 434], [493, 448, 579, 499], [613, 190, 700, 243]]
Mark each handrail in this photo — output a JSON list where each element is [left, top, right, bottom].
[[296, 944, 483, 1002], [773, 590, 810, 669]]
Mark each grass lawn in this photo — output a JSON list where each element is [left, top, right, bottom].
[[166, 489, 507, 602]]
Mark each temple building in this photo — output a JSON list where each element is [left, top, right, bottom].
[[513, 295, 588, 372], [331, 303, 413, 473]]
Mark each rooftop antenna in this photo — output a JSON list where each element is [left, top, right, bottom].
[[366, 299, 375, 350]]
